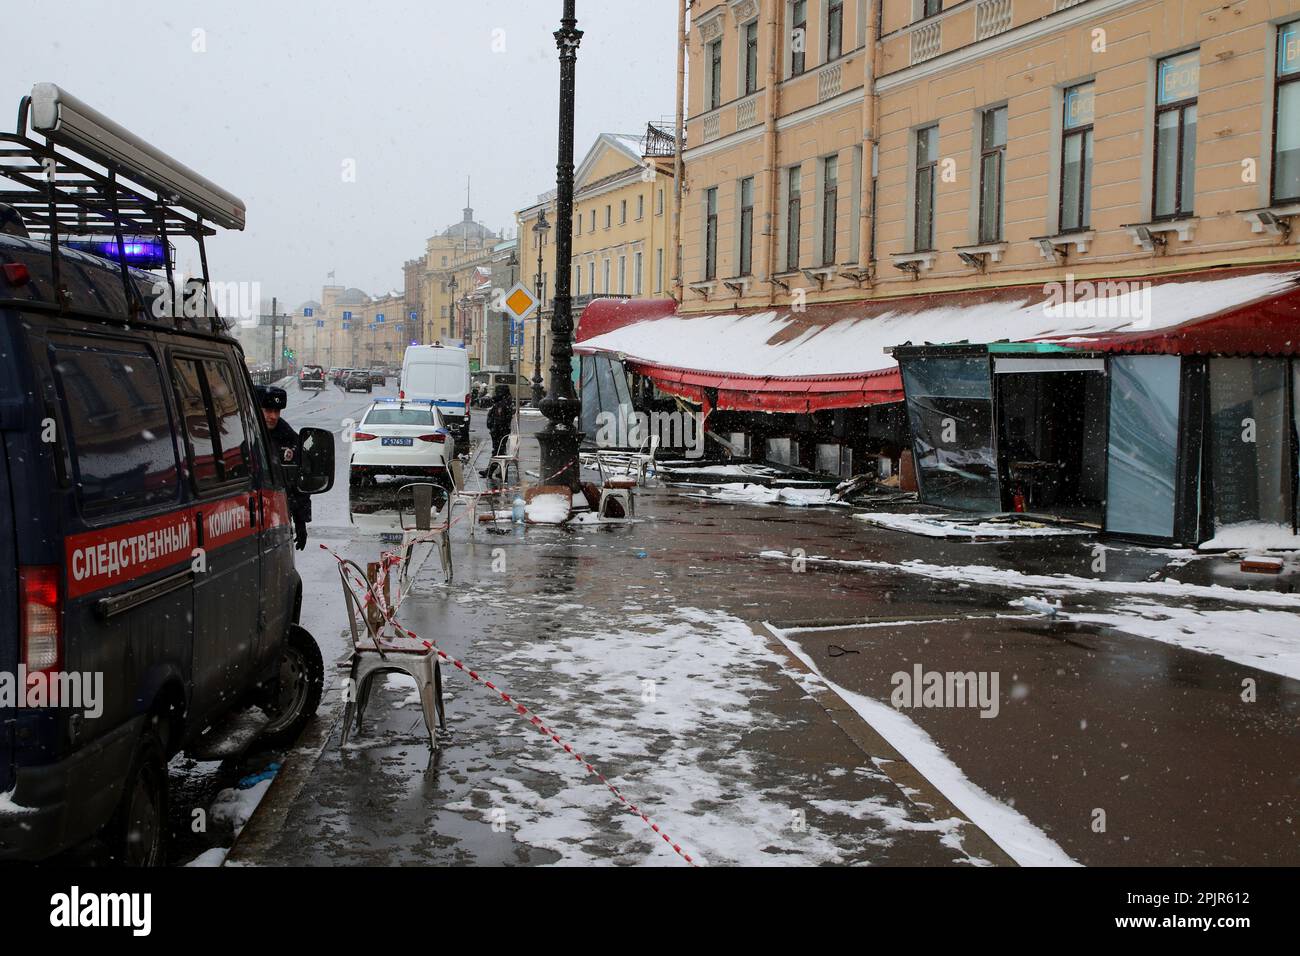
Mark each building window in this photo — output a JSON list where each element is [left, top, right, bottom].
[[708, 39, 723, 110], [620, 199, 627, 224], [634, 251, 644, 294], [1153, 50, 1199, 220], [922, 0, 941, 18], [786, 165, 802, 269], [1273, 20, 1300, 203], [739, 177, 755, 276], [589, 261, 596, 292], [576, 214, 582, 236], [743, 20, 759, 96], [575, 263, 581, 295], [657, 188, 665, 215], [603, 259, 611, 293], [656, 248, 664, 292], [978, 106, 1007, 243], [1060, 83, 1095, 232], [914, 125, 938, 251], [826, 0, 843, 61], [604, 205, 612, 228], [618, 255, 627, 294], [822, 156, 838, 265], [790, 1, 807, 76], [705, 186, 719, 280], [637, 194, 645, 220], [590, 209, 596, 231]]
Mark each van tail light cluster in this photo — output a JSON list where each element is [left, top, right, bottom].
[[353, 432, 377, 442], [398, 389, 405, 400], [417, 433, 446, 444], [3, 262, 31, 286], [19, 565, 61, 679], [465, 393, 471, 410]]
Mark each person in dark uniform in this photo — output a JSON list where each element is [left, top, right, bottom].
[[481, 383, 515, 481], [256, 386, 311, 550]]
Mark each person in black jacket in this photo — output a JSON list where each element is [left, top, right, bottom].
[[481, 384, 515, 481], [256, 386, 311, 550]]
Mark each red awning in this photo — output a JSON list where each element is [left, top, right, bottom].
[[575, 264, 1300, 414]]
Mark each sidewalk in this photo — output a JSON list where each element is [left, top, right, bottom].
[[230, 428, 1300, 866]]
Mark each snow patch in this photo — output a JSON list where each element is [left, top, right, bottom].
[[856, 512, 1090, 539]]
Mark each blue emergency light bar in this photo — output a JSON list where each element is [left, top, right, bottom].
[[64, 236, 170, 269]]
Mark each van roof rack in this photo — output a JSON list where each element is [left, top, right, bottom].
[[0, 83, 246, 333]]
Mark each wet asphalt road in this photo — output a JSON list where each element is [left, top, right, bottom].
[[204, 381, 1300, 867]]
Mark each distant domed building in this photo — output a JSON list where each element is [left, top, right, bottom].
[[440, 206, 499, 244], [335, 287, 371, 306]]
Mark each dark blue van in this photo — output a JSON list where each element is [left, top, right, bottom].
[[0, 84, 334, 864]]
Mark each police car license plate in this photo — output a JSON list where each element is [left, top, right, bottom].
[[382, 437, 413, 447]]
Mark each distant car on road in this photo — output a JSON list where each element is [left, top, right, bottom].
[[299, 364, 326, 390], [342, 369, 372, 393], [369, 367, 387, 386], [349, 400, 454, 491]]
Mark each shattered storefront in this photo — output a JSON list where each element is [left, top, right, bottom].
[[894, 264, 1300, 547]]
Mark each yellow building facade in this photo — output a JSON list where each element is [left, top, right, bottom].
[[679, 0, 1300, 311], [515, 131, 677, 381]]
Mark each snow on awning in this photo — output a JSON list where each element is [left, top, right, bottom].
[[575, 265, 1300, 413]]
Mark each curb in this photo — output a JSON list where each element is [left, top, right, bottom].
[[755, 622, 1017, 867], [222, 684, 343, 866]]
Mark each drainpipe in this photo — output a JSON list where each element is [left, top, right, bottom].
[[672, 0, 688, 303], [763, 0, 785, 307], [858, 0, 880, 277]]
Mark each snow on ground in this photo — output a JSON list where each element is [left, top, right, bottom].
[[1072, 603, 1300, 681], [526, 492, 571, 524], [184, 847, 230, 867], [856, 512, 1091, 539], [0, 788, 34, 815], [443, 598, 976, 866], [759, 550, 1300, 609], [683, 482, 848, 508], [769, 627, 1078, 867], [209, 778, 274, 838], [1199, 521, 1300, 552]]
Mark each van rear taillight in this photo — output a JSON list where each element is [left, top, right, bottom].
[[3, 262, 30, 285], [399, 389, 405, 400], [19, 565, 61, 675]]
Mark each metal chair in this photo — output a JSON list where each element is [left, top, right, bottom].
[[336, 558, 445, 753], [592, 454, 637, 520], [397, 482, 452, 588], [445, 455, 492, 536]]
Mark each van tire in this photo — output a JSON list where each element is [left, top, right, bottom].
[[104, 728, 168, 867], [258, 625, 324, 750]]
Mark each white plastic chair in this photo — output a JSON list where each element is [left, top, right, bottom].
[[490, 433, 521, 486], [445, 455, 492, 536], [632, 434, 660, 484]]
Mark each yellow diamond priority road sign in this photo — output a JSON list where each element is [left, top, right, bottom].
[[501, 283, 539, 320]]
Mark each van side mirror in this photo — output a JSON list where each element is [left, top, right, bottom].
[[295, 426, 335, 495]]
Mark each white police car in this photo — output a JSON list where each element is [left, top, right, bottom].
[[349, 399, 455, 490]]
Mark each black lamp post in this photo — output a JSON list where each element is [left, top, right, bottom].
[[536, 0, 583, 491], [446, 274, 458, 341], [531, 209, 550, 404]]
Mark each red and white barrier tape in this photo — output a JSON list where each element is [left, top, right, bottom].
[[322, 543, 699, 867]]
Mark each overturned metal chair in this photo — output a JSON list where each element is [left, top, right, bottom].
[[336, 555, 446, 753]]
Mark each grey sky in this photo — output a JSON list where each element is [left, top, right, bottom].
[[2, 0, 677, 308]]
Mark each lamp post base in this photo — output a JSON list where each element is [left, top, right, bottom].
[[535, 399, 582, 491]]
